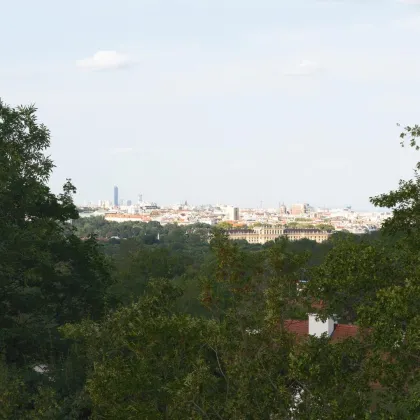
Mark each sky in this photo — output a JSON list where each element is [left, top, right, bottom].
[[1, 0, 420, 210]]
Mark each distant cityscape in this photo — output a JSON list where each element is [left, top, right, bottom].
[[75, 185, 391, 244]]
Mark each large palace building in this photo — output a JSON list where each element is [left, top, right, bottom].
[[227, 227, 332, 244]]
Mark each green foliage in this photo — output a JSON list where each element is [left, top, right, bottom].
[[215, 221, 234, 230], [317, 223, 335, 231], [289, 337, 372, 419], [286, 222, 335, 231], [5, 99, 420, 418], [62, 280, 219, 419], [0, 358, 23, 419], [0, 100, 113, 417], [0, 101, 113, 366], [305, 234, 411, 323], [62, 231, 322, 419], [303, 125, 420, 416]]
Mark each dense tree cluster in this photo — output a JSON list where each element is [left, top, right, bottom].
[[2, 100, 420, 418]]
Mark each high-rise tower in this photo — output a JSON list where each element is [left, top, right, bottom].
[[226, 206, 239, 221], [113, 186, 119, 207]]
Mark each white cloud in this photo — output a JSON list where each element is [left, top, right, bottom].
[[76, 51, 134, 71]]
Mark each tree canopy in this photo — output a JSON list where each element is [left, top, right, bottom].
[[2, 101, 420, 418], [0, 101, 113, 417]]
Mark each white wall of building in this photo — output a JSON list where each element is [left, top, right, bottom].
[[308, 314, 335, 337], [226, 206, 239, 221]]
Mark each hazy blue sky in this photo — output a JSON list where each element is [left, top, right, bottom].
[[1, 0, 420, 209]]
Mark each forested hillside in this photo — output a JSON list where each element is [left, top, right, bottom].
[[2, 100, 420, 418]]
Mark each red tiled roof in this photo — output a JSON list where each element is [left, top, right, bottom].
[[284, 319, 308, 335], [284, 319, 359, 342], [330, 324, 359, 342]]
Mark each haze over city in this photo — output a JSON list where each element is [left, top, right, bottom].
[[2, 0, 420, 209]]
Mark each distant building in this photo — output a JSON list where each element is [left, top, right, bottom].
[[127, 199, 132, 206], [285, 313, 358, 341], [291, 203, 309, 215], [226, 206, 239, 221], [141, 203, 160, 210], [283, 228, 330, 242], [113, 186, 119, 207], [227, 227, 331, 244], [105, 213, 151, 223], [228, 227, 283, 244], [279, 203, 287, 215]]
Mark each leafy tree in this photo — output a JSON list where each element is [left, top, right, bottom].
[[0, 357, 23, 419], [288, 336, 372, 420], [62, 280, 222, 419], [64, 231, 317, 419], [7, 99, 420, 418], [316, 223, 335, 231], [0, 100, 112, 364], [216, 221, 234, 230], [0, 100, 113, 417], [303, 125, 420, 417]]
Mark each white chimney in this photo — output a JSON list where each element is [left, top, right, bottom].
[[308, 314, 335, 337]]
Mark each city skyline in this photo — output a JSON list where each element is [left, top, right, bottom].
[[78, 186, 381, 213], [78, 192, 388, 236], [78, 191, 391, 212]]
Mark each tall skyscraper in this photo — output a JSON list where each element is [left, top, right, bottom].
[[226, 206, 239, 221], [113, 186, 119, 207]]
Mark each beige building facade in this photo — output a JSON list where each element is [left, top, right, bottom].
[[227, 227, 331, 244]]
